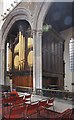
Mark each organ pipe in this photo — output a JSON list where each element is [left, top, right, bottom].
[[23, 37, 25, 69], [6, 43, 9, 71], [19, 31, 21, 70], [21, 34, 23, 69], [19, 30, 25, 70], [8, 48, 12, 70]]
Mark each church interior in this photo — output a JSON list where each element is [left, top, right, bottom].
[[0, 0, 74, 119]]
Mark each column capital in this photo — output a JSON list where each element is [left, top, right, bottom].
[[32, 29, 42, 35], [37, 29, 42, 36], [32, 29, 37, 34]]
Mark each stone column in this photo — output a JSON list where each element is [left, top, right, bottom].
[[33, 30, 42, 92], [0, 48, 4, 85], [32, 30, 36, 92], [32, 29, 42, 92]]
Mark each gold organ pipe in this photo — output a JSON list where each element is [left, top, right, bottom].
[[23, 37, 25, 69], [19, 31, 25, 70], [21, 34, 23, 69], [19, 31, 22, 70], [8, 48, 12, 70]]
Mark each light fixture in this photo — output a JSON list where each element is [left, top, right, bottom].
[[42, 24, 52, 32]]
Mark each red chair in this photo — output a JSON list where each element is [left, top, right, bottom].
[[25, 94, 31, 104], [56, 109, 72, 120], [46, 98, 55, 110], [3, 103, 25, 120], [12, 96, 24, 105], [2, 97, 15, 114], [2, 96, 24, 115], [25, 102, 39, 118], [38, 100, 47, 113], [71, 110, 74, 120], [2, 97, 15, 105], [37, 99, 47, 117], [2, 96, 21, 106]]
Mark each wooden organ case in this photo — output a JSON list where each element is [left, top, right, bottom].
[[42, 28, 65, 90], [5, 20, 33, 88]]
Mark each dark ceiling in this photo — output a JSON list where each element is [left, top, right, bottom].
[[8, 20, 30, 37], [44, 2, 73, 32], [8, 2, 73, 36]]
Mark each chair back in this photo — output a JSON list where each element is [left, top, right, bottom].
[[47, 98, 54, 105], [39, 100, 47, 107], [25, 94, 31, 99], [3, 97, 15, 105], [62, 109, 72, 120], [58, 109, 72, 120], [3, 96, 23, 107], [2, 97, 18, 115], [25, 94, 31, 102], [4, 104, 25, 119], [12, 96, 24, 105], [26, 102, 39, 116], [27, 102, 38, 110], [71, 108, 74, 120]]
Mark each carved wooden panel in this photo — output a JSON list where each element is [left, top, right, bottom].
[[42, 29, 64, 88]]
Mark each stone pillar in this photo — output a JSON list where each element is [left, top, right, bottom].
[[10, 79, 12, 92], [32, 29, 42, 92], [33, 30, 42, 92], [0, 48, 4, 85], [32, 30, 36, 92]]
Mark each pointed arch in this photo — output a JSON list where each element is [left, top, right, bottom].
[[1, 7, 33, 49]]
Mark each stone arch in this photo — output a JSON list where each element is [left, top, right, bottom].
[[34, 2, 53, 31], [32, 2, 54, 90], [1, 7, 33, 49], [0, 7, 33, 85]]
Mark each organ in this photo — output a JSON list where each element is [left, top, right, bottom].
[[5, 20, 33, 88]]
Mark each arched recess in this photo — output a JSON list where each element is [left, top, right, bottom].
[[32, 2, 53, 90], [1, 7, 33, 86], [2, 7, 33, 46], [35, 2, 53, 30], [33, 1, 64, 90]]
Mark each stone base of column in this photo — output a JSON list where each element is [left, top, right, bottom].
[[32, 90, 36, 95]]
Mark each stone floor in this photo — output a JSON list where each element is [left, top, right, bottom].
[[1, 92, 74, 119]]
